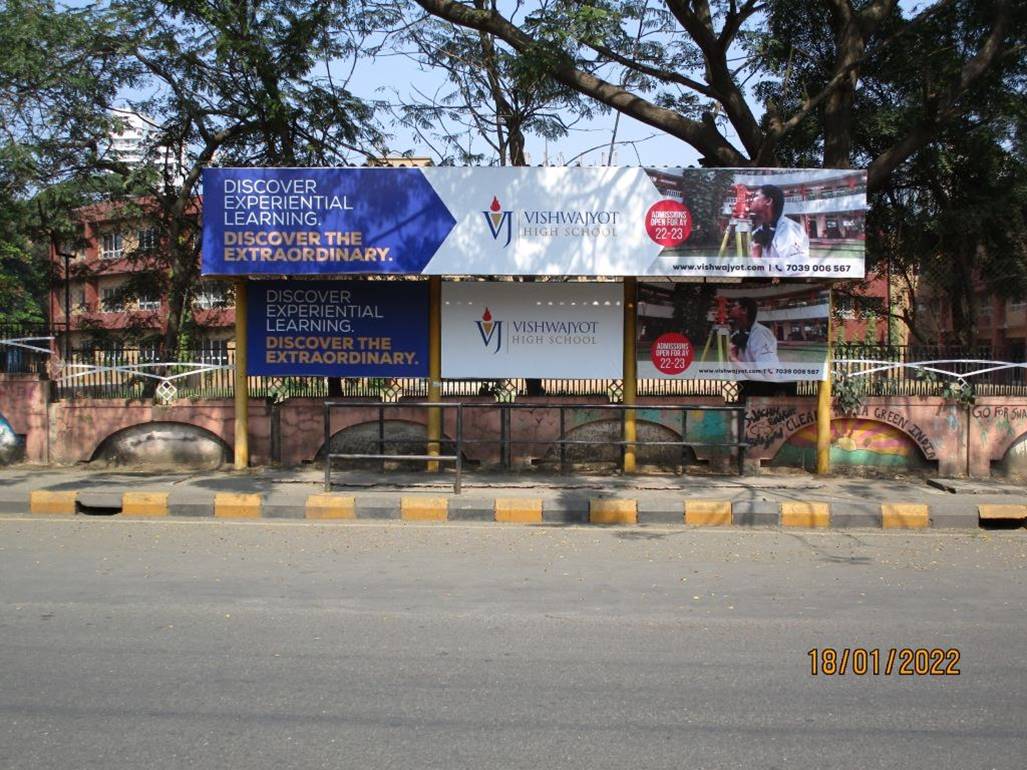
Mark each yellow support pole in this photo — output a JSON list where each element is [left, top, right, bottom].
[[623, 277, 637, 474], [427, 276, 442, 472], [233, 278, 249, 470], [816, 285, 833, 475]]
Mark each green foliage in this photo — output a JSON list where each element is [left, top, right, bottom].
[[389, 2, 593, 165], [833, 374, 866, 416], [0, 0, 385, 352], [940, 379, 977, 407]]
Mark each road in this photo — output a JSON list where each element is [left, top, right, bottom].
[[1, 517, 1024, 769]]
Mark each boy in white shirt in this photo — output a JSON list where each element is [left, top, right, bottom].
[[749, 184, 810, 260]]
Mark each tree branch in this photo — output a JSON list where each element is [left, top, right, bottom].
[[867, 0, 1014, 191], [413, 0, 747, 164]]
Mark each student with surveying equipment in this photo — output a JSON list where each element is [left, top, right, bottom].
[[749, 184, 810, 260], [728, 298, 779, 367]]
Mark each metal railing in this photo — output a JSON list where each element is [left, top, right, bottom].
[[461, 402, 749, 476], [321, 401, 749, 494], [44, 344, 1027, 401], [324, 401, 463, 493], [50, 347, 746, 401], [833, 344, 1027, 397], [0, 326, 52, 375]]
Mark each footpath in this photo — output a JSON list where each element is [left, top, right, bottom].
[[2, 464, 1026, 529]]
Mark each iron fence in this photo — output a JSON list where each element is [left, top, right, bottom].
[[46, 344, 1027, 401], [0, 325, 52, 375], [833, 344, 1026, 397]]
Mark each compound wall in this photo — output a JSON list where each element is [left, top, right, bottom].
[[5, 372, 1027, 478]]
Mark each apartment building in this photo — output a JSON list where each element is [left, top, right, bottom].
[[49, 199, 234, 358]]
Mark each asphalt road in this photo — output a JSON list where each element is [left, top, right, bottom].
[[1, 517, 1024, 769]]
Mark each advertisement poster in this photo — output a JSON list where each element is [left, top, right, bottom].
[[441, 282, 623, 378], [246, 280, 429, 377], [202, 167, 866, 278], [637, 281, 830, 381]]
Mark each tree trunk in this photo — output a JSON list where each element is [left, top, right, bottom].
[[823, 17, 864, 169]]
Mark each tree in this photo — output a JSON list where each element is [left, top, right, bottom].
[[0, 0, 139, 329], [2, 0, 385, 354], [407, 0, 1024, 185], [864, 118, 1027, 347], [96, 0, 385, 356], [754, 0, 1027, 346], [409, 0, 1026, 351], [385, 0, 591, 165]]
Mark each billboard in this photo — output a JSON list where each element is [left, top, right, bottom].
[[246, 280, 429, 377], [637, 281, 830, 382], [202, 167, 866, 278], [442, 282, 623, 378]]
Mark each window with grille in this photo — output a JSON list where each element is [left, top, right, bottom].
[[100, 232, 124, 260], [137, 227, 158, 250], [101, 287, 124, 312], [193, 284, 227, 309], [137, 294, 160, 311], [199, 339, 229, 365]]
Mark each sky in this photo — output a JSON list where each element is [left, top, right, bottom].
[[336, 6, 714, 169], [349, 50, 706, 168]]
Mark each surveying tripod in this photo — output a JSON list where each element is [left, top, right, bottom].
[[718, 183, 752, 257], [700, 295, 732, 362]]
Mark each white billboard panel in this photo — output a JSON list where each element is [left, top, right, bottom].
[[203, 167, 867, 279], [442, 282, 623, 378]]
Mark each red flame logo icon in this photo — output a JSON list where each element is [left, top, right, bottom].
[[482, 307, 492, 322], [483, 195, 512, 247]]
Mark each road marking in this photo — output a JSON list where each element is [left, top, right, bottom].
[[29, 490, 78, 515], [978, 503, 1027, 521], [0, 515, 1004, 538], [881, 503, 929, 529], [781, 502, 830, 528], [214, 493, 262, 519], [401, 496, 448, 521], [495, 498, 543, 524], [305, 494, 356, 519], [685, 500, 732, 527], [589, 499, 637, 525], [122, 492, 169, 517]]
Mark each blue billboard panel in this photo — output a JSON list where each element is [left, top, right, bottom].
[[247, 280, 429, 377], [203, 168, 456, 275]]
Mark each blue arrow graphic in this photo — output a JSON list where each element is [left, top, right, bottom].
[[202, 168, 456, 275]]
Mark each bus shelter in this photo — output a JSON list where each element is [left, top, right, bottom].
[[201, 166, 867, 475]]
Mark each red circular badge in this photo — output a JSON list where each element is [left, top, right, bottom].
[[650, 332, 694, 375], [645, 199, 693, 247]]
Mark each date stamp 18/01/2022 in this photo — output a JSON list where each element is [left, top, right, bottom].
[[808, 648, 961, 676]]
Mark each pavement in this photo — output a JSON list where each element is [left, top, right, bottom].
[[2, 463, 1026, 529]]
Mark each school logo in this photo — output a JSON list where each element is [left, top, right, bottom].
[[475, 307, 503, 353], [483, 196, 513, 247]]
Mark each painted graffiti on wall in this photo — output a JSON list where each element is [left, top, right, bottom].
[[0, 412, 25, 464], [772, 418, 929, 470], [745, 403, 938, 461], [973, 405, 1027, 421], [972, 405, 1027, 443], [745, 406, 808, 450]]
